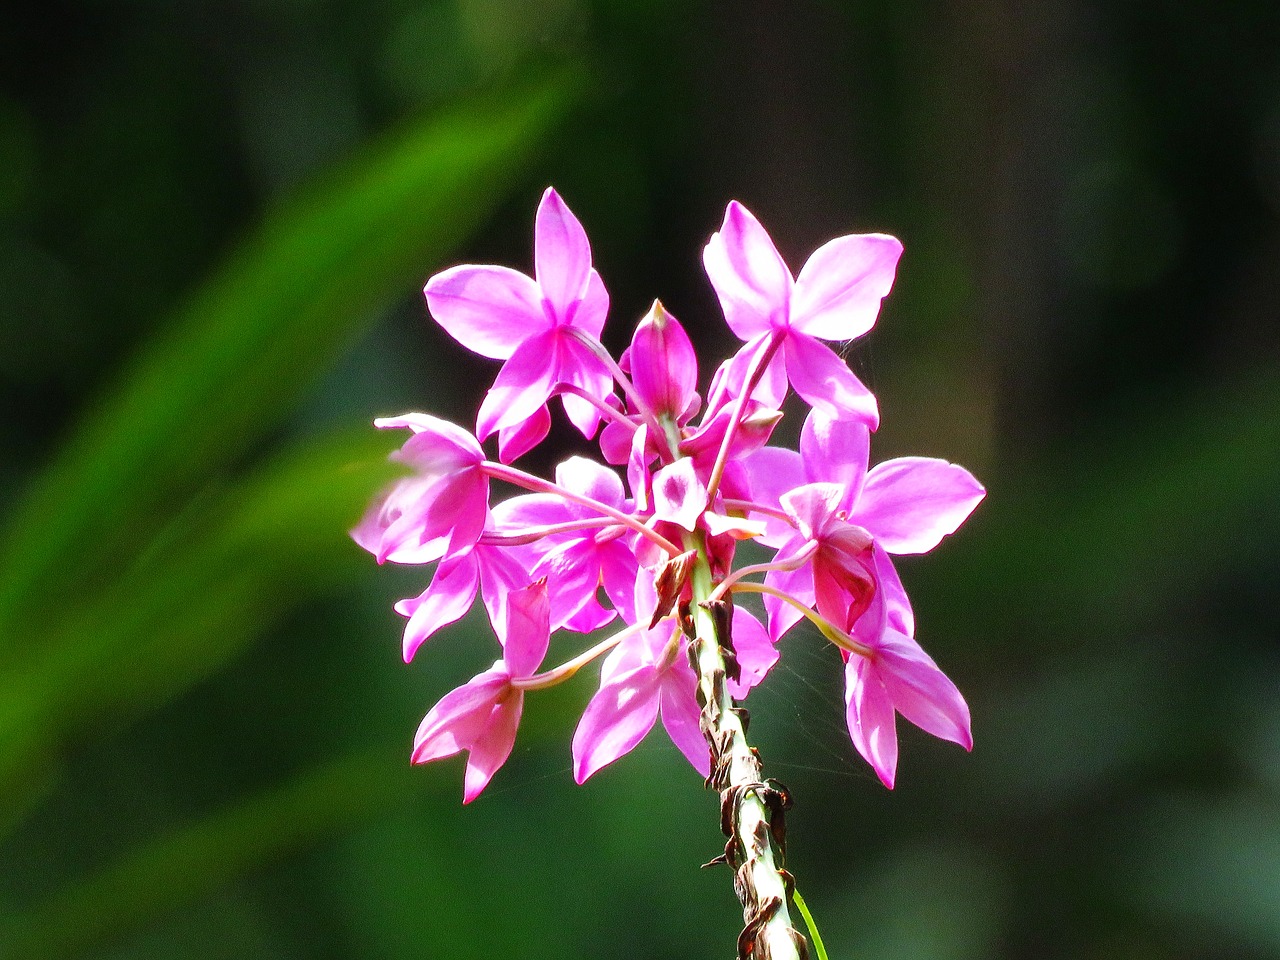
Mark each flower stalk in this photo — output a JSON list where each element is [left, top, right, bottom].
[[686, 535, 808, 960]]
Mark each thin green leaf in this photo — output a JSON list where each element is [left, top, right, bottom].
[[792, 887, 830, 960], [0, 69, 580, 648], [0, 750, 416, 960], [0, 429, 401, 825]]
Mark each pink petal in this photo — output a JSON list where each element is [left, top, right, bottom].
[[779, 482, 846, 542], [555, 456, 625, 510], [703, 201, 794, 341], [475, 542, 538, 635], [865, 544, 915, 638], [707, 335, 788, 415], [726, 607, 779, 699], [740, 446, 804, 546], [366, 464, 486, 566], [379, 414, 484, 471], [496, 405, 551, 463], [572, 663, 663, 783], [626, 422, 652, 514], [532, 540, 614, 633], [877, 631, 972, 750], [782, 334, 879, 428], [855, 457, 985, 555], [598, 415, 638, 465], [424, 264, 546, 360], [352, 481, 445, 564], [556, 336, 615, 438], [763, 550, 814, 643], [462, 692, 523, 803], [790, 233, 902, 341], [702, 511, 768, 540], [573, 266, 610, 340], [597, 543, 641, 624], [844, 655, 898, 788], [651, 458, 707, 531], [534, 188, 594, 322], [812, 541, 875, 633], [412, 669, 509, 764], [800, 410, 869, 503], [659, 660, 711, 777], [396, 552, 480, 662], [500, 580, 551, 678], [475, 330, 560, 440], [491, 491, 572, 535], [629, 302, 698, 418]]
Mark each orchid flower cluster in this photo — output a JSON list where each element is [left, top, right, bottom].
[[355, 188, 984, 804]]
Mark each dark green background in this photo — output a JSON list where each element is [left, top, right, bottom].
[[2, 1, 1279, 958]]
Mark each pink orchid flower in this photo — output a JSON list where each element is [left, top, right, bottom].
[[424, 187, 614, 458], [394, 524, 537, 663], [572, 578, 780, 783], [751, 411, 985, 642], [844, 549, 972, 788], [411, 580, 551, 803], [703, 201, 902, 427], [524, 457, 641, 631], [350, 414, 489, 565], [571, 616, 707, 783]]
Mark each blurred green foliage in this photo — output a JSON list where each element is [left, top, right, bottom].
[[1, 2, 1279, 959]]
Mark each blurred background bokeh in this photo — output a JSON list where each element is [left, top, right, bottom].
[[2, 1, 1279, 958]]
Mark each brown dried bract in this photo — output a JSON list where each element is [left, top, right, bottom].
[[651, 549, 698, 627]]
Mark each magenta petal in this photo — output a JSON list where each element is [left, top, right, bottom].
[[372, 465, 485, 565], [412, 669, 508, 764], [475, 543, 537, 636], [856, 457, 986, 554], [500, 580, 551, 677], [496, 405, 551, 463], [572, 663, 663, 783], [710, 335, 788, 414], [352, 482, 445, 564], [726, 607, 779, 699], [555, 455, 625, 509], [812, 541, 875, 633], [557, 337, 615, 438], [492, 491, 572, 534], [867, 544, 915, 638], [630, 303, 698, 419], [533, 540, 609, 632], [779, 482, 846, 542], [476, 331, 560, 440], [800, 410, 870, 504], [462, 692, 523, 803], [783, 334, 880, 428], [599, 415, 638, 465], [380, 413, 484, 470], [844, 655, 899, 788], [877, 631, 972, 750], [659, 660, 711, 777], [574, 267, 610, 341], [396, 553, 480, 662], [597, 544, 641, 624], [425, 264, 547, 360], [763, 552, 813, 642], [740, 446, 803, 546], [703, 201, 793, 341], [534, 188, 594, 322], [790, 233, 902, 341], [651, 458, 707, 531]]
